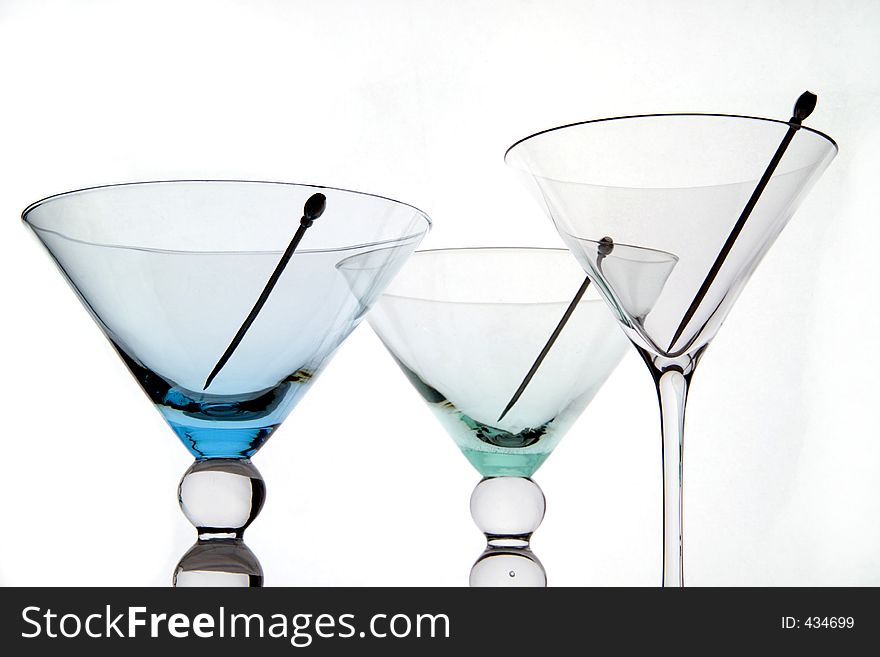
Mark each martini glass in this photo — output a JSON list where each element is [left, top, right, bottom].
[[342, 247, 629, 586], [506, 113, 837, 586], [22, 180, 430, 586]]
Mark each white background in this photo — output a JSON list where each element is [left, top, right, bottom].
[[1, 0, 878, 586]]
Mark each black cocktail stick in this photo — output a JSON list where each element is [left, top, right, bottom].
[[497, 237, 614, 422], [666, 91, 818, 354], [203, 193, 327, 390]]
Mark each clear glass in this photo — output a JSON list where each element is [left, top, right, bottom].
[[506, 113, 837, 586], [23, 180, 431, 586], [352, 247, 628, 585]]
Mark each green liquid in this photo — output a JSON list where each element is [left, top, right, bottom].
[[459, 447, 551, 478], [390, 356, 570, 477], [428, 402, 562, 478]]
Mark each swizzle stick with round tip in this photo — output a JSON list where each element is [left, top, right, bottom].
[[668, 92, 818, 353], [204, 193, 327, 390], [498, 237, 614, 422]]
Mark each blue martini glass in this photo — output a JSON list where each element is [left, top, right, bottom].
[[23, 180, 430, 586]]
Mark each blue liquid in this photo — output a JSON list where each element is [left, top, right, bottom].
[[115, 344, 309, 458], [166, 419, 277, 459]]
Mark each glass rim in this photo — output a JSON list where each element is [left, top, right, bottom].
[[414, 243, 678, 263], [379, 246, 607, 306], [559, 233, 679, 263], [28, 224, 427, 257], [413, 245, 567, 256], [20, 179, 433, 253], [504, 112, 839, 163]]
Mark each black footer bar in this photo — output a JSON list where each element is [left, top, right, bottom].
[[1, 587, 874, 654]]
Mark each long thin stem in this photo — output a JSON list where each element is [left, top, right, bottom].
[[654, 367, 690, 587]]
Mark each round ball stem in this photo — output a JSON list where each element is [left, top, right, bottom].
[[469, 476, 547, 587], [173, 458, 265, 587]]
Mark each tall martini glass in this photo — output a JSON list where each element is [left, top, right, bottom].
[[342, 247, 629, 585], [506, 111, 837, 586], [23, 180, 430, 586]]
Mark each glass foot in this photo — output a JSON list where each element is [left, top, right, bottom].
[[469, 476, 547, 587], [470, 548, 546, 587], [174, 458, 265, 587], [174, 539, 263, 587]]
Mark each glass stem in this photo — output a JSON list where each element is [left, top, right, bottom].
[[174, 458, 265, 586], [655, 367, 689, 587]]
